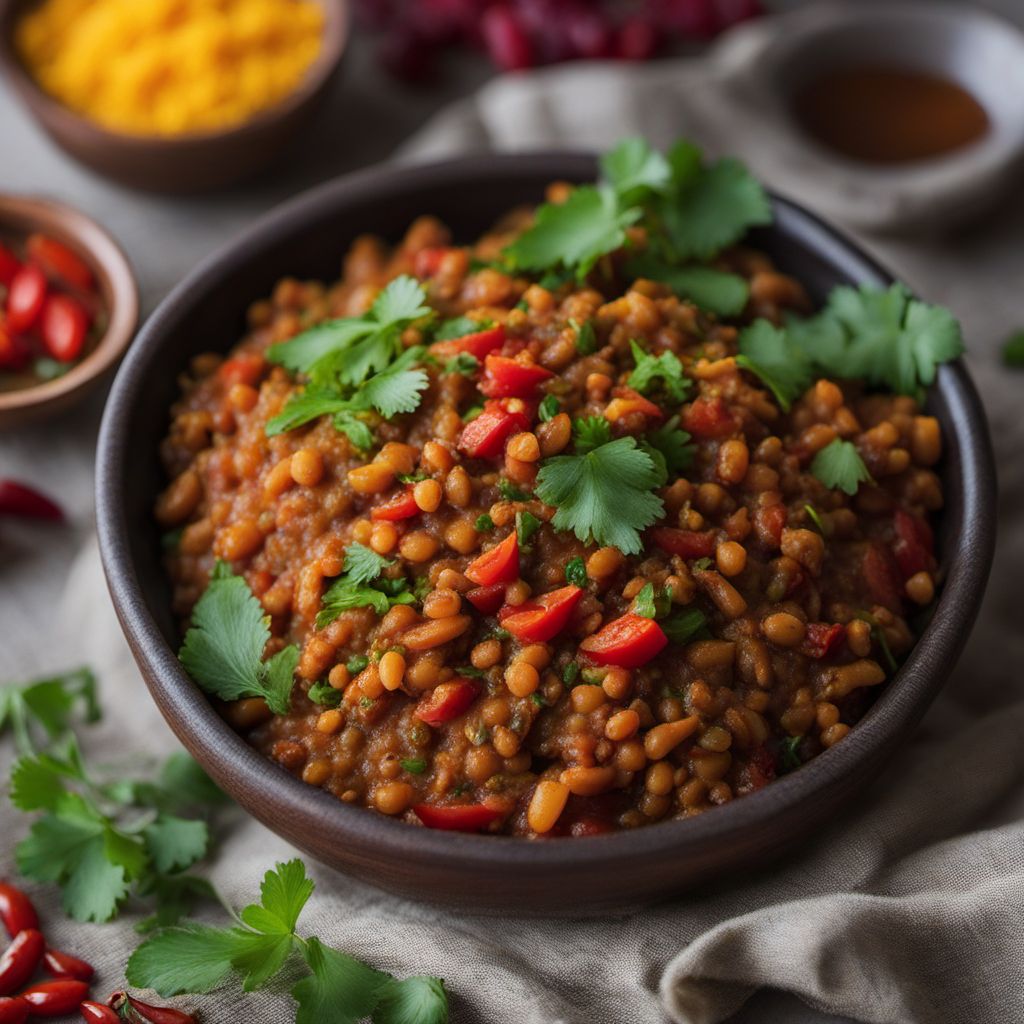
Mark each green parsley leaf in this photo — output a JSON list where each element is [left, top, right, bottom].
[[497, 479, 531, 501], [779, 736, 802, 774], [435, 315, 493, 341], [811, 439, 872, 496], [644, 416, 694, 476], [307, 681, 343, 707], [400, 758, 427, 775], [347, 655, 369, 675], [625, 256, 750, 316], [143, 816, 209, 874], [375, 976, 449, 1024], [538, 395, 560, 421], [317, 544, 416, 628], [474, 513, 495, 532], [515, 510, 542, 548], [293, 937, 390, 1024], [135, 876, 219, 934], [333, 411, 375, 451], [573, 319, 598, 354], [536, 436, 664, 555], [0, 667, 99, 756], [503, 185, 642, 279], [127, 922, 241, 995], [572, 416, 612, 453], [351, 347, 429, 418], [633, 583, 657, 618], [662, 607, 707, 644], [344, 542, 392, 585], [628, 339, 691, 403], [1003, 331, 1024, 367], [562, 663, 580, 685], [600, 137, 672, 204], [564, 556, 589, 588], [178, 563, 297, 715], [736, 319, 814, 411], [442, 353, 479, 377], [265, 385, 349, 436]]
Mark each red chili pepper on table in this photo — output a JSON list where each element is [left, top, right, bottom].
[[579, 612, 668, 668], [79, 1003, 118, 1024], [0, 887, 38, 941], [499, 585, 583, 643], [17, 979, 88, 1017], [0, 997, 28, 1024], [42, 948, 93, 982], [0, 481, 64, 523], [107, 992, 196, 1024], [0, 930, 45, 997]]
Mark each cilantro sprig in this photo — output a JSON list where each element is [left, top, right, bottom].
[[317, 543, 417, 629], [810, 439, 872, 496], [179, 562, 299, 715], [628, 339, 691, 404], [0, 667, 99, 755], [126, 859, 448, 1024]]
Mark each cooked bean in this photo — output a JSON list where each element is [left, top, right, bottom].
[[401, 616, 471, 650], [528, 780, 569, 834]]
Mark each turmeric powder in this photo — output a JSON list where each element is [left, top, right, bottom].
[[17, 0, 325, 137]]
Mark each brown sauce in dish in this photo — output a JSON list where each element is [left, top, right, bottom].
[[793, 66, 989, 165]]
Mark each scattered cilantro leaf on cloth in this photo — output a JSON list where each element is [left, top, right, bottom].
[[318, 543, 416, 628], [503, 185, 642, 279], [1003, 331, 1024, 367], [628, 339, 691, 403], [736, 319, 815, 411], [625, 255, 750, 316], [128, 860, 449, 1024], [179, 562, 298, 715], [811, 439, 872, 496], [0, 667, 99, 755], [536, 436, 664, 555]]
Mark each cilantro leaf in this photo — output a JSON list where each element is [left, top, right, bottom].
[[143, 816, 209, 874], [351, 347, 429, 418], [644, 416, 694, 476], [308, 681, 343, 707], [625, 256, 750, 316], [435, 316, 492, 341], [573, 416, 612, 453], [265, 385, 350, 436], [1003, 331, 1024, 367], [249, 858, 314, 934], [811, 439, 872, 496], [178, 563, 297, 715], [318, 544, 416, 628], [628, 339, 691, 403], [126, 922, 240, 995], [135, 876, 219, 934], [0, 667, 99, 755], [375, 976, 449, 1024], [536, 437, 664, 555], [564, 556, 589, 588], [503, 185, 641, 279], [157, 753, 226, 808], [344, 542, 392, 585], [515, 510, 542, 547], [497, 479, 531, 501], [736, 319, 814, 411], [474, 513, 495, 532], [573, 319, 598, 354], [662, 607, 707, 644], [293, 937, 390, 1024], [538, 394, 560, 421], [634, 583, 657, 618], [333, 411, 375, 451], [600, 137, 671, 203], [442, 353, 478, 377]]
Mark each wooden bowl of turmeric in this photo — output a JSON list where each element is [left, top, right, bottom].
[[0, 0, 349, 193]]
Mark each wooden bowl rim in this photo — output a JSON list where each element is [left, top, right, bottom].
[[0, 194, 138, 416], [95, 152, 997, 880]]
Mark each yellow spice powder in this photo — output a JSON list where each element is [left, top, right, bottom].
[[16, 0, 325, 137]]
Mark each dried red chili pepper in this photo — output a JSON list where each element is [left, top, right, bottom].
[[0, 886, 39, 940], [0, 931, 44, 996], [79, 1003, 119, 1024], [18, 979, 89, 1017], [42, 948, 94, 982], [0, 481, 64, 522], [0, 996, 28, 1024], [108, 992, 197, 1024]]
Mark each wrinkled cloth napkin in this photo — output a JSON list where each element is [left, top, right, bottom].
[[4, 46, 1024, 1024]]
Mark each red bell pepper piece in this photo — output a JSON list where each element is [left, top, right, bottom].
[[0, 997, 28, 1024], [746, 745, 777, 790], [414, 679, 479, 726], [681, 395, 738, 438], [800, 622, 845, 659], [41, 948, 93, 982], [5, 265, 47, 334], [40, 293, 90, 363], [604, 387, 664, 422], [465, 583, 506, 615], [0, 244, 21, 287], [0, 885, 38, 939], [465, 531, 519, 586], [0, 319, 31, 371], [413, 802, 502, 832], [499, 585, 583, 643], [478, 354, 554, 399], [752, 504, 787, 548], [862, 542, 903, 612], [26, 234, 94, 291], [429, 323, 506, 361], [218, 353, 265, 388], [458, 399, 530, 459], [0, 480, 64, 522], [0, 929, 44, 996], [371, 486, 419, 521], [892, 509, 934, 579], [650, 527, 715, 560], [579, 612, 668, 668]]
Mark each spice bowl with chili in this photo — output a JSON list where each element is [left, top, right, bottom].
[[0, 194, 137, 429]]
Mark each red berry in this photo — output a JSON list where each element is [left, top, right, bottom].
[[480, 6, 534, 70]]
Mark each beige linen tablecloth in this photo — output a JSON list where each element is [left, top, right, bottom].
[[3, 54, 1024, 1024]]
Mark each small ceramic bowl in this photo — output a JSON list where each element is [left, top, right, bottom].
[[707, 1, 1024, 231], [0, 194, 137, 429], [0, 0, 349, 194], [95, 154, 996, 914]]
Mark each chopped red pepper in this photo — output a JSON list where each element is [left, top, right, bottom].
[[800, 622, 845, 659], [650, 527, 716, 560], [579, 612, 668, 668], [5, 265, 47, 334], [40, 293, 90, 363], [414, 679, 479, 726], [892, 509, 934, 579], [371, 487, 419, 521], [0, 319, 31, 371], [458, 399, 530, 459], [429, 324, 506, 361], [746, 745, 777, 790], [0, 244, 21, 287], [217, 353, 265, 388], [465, 583, 506, 615], [413, 802, 502, 832], [499, 585, 583, 643], [604, 387, 664, 422], [752, 503, 787, 548], [0, 480, 64, 522], [26, 234, 94, 291], [862, 542, 903, 612], [478, 354, 554, 399], [465, 531, 519, 586], [682, 395, 738, 438]]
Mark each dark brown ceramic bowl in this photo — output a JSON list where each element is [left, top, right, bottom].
[[95, 154, 996, 914], [0, 0, 348, 194], [0, 194, 137, 429]]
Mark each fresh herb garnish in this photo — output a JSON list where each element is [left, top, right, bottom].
[[624, 255, 750, 316], [497, 478, 532, 502], [317, 544, 417, 629], [633, 583, 657, 618], [628, 339, 691, 403], [530, 693, 547, 708], [573, 319, 598, 354], [562, 663, 580, 685], [474, 513, 495, 532], [400, 758, 427, 775], [0, 667, 99, 756], [538, 394, 560, 421], [779, 735, 803, 773], [346, 654, 370, 675], [572, 416, 612, 453], [642, 415, 694, 478], [661, 607, 707, 644], [564, 556, 589, 588], [435, 315, 493, 341], [811, 439, 872, 496], [442, 352, 479, 377], [736, 319, 814, 412], [307, 682, 342, 708], [804, 504, 827, 535], [515, 510, 542, 548], [126, 859, 448, 1023], [179, 563, 298, 715]]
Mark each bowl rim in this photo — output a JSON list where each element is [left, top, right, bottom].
[[0, 193, 138, 416], [0, 0, 349, 148], [96, 152, 996, 877]]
